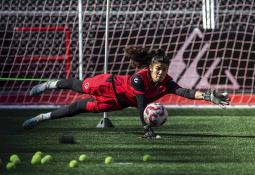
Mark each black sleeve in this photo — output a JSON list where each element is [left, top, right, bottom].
[[175, 88, 196, 99], [130, 74, 145, 92], [135, 94, 147, 126], [166, 80, 181, 93], [130, 74, 147, 126], [166, 80, 196, 99]]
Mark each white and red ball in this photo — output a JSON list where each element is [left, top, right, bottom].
[[143, 103, 168, 127]]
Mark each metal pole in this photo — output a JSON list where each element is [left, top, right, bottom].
[[96, 0, 113, 128], [97, 0, 114, 128], [202, 0, 216, 29], [78, 0, 83, 80], [103, 0, 110, 119]]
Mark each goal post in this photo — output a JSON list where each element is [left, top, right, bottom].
[[97, 0, 114, 128], [0, 0, 254, 107]]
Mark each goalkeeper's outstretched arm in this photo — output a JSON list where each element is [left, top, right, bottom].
[[175, 88, 230, 106], [167, 80, 230, 106]]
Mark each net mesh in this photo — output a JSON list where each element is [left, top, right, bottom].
[[0, 0, 254, 106]]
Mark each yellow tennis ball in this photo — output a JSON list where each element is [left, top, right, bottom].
[[41, 155, 53, 164], [143, 154, 151, 162], [79, 154, 88, 162], [31, 154, 41, 165], [6, 162, 16, 170], [104, 156, 113, 165], [156, 135, 161, 139], [69, 160, 78, 168], [10, 154, 21, 165], [34, 151, 43, 157]]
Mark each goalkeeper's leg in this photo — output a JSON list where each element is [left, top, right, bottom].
[[29, 79, 83, 96], [22, 98, 93, 129]]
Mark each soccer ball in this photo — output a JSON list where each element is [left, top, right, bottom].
[[143, 103, 168, 127]]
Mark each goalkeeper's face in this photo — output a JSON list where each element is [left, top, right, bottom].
[[149, 63, 168, 83]]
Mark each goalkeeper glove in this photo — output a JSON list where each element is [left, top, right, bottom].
[[204, 90, 230, 106], [143, 125, 156, 138]]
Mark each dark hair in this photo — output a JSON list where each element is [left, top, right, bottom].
[[150, 49, 170, 66], [124, 46, 169, 68]]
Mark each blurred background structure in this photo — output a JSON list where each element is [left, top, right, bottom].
[[0, 0, 254, 107]]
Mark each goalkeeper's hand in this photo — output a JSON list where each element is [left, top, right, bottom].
[[204, 90, 230, 106], [143, 125, 156, 138]]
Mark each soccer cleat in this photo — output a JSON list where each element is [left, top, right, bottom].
[[29, 80, 58, 96], [29, 82, 49, 96], [22, 117, 40, 130]]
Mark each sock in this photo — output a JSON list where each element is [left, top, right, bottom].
[[47, 80, 59, 89], [34, 112, 52, 121]]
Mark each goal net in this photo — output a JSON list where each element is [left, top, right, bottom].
[[0, 0, 254, 107]]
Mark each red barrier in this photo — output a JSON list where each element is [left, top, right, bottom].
[[15, 26, 71, 79]]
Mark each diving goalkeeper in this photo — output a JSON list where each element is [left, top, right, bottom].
[[22, 47, 230, 138]]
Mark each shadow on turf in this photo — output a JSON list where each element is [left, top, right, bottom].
[[18, 126, 255, 140], [158, 132, 255, 139], [20, 127, 141, 133]]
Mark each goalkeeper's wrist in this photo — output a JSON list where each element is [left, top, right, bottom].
[[203, 90, 212, 101], [142, 121, 147, 127], [143, 124, 150, 129]]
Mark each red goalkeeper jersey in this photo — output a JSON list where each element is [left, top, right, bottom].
[[81, 68, 181, 112], [114, 68, 178, 107]]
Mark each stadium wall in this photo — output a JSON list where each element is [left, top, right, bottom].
[[0, 0, 254, 107]]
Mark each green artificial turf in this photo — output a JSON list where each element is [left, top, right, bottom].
[[1, 108, 255, 175]]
